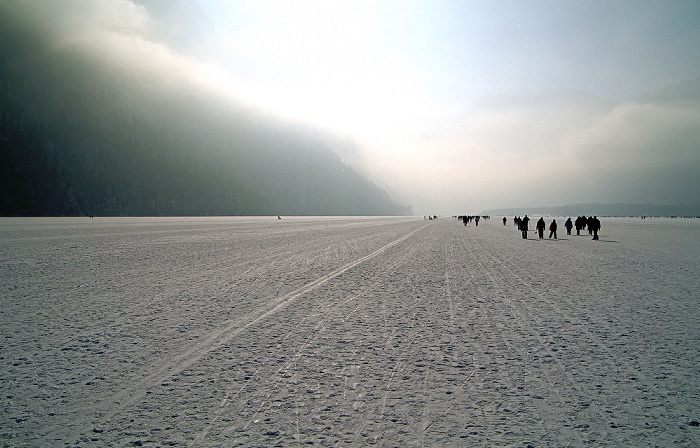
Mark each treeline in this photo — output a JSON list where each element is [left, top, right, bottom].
[[483, 203, 700, 218], [0, 15, 411, 217]]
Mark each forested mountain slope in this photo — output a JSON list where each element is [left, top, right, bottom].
[[0, 4, 410, 216]]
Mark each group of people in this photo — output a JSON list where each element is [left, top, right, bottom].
[[535, 217, 560, 239], [511, 215, 601, 240], [514, 215, 530, 238], [459, 215, 490, 226], [573, 215, 601, 238]]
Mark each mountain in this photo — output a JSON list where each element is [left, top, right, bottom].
[[482, 203, 700, 218], [637, 76, 700, 106], [0, 2, 411, 217]]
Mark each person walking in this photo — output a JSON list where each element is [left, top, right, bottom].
[[549, 219, 557, 239], [575, 215, 586, 235], [564, 217, 573, 235], [590, 216, 601, 240], [521, 215, 530, 239], [536, 217, 546, 239]]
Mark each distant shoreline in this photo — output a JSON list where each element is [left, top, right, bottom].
[[481, 202, 700, 218]]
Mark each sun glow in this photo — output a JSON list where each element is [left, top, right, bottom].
[[205, 0, 437, 141]]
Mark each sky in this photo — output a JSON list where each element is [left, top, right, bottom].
[[197, 0, 700, 213], [5, 0, 700, 214]]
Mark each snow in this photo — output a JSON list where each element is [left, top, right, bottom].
[[1, 215, 699, 447]]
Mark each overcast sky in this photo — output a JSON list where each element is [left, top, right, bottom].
[[6, 1, 700, 213], [194, 0, 700, 213]]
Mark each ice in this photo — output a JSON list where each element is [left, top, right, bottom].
[[1, 216, 699, 446]]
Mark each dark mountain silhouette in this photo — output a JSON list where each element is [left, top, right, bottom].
[[0, 3, 411, 217]]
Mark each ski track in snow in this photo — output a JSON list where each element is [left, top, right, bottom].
[[1, 216, 699, 447]]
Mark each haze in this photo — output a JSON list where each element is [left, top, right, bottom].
[[5, 0, 700, 214]]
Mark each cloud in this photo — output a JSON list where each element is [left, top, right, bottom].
[[2, 0, 288, 121], [357, 82, 700, 213], [12, 0, 151, 40], [3, 1, 698, 214], [561, 95, 700, 204]]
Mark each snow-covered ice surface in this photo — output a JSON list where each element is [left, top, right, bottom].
[[1, 216, 699, 447]]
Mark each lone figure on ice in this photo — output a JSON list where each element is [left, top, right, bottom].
[[549, 219, 557, 239], [536, 217, 546, 239]]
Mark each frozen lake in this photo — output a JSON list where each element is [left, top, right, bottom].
[[1, 216, 699, 447]]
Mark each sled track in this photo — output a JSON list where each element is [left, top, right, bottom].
[[49, 243, 307, 357], [215, 225, 446, 447], [191, 223, 473, 447], [463, 229, 653, 387], [39, 223, 430, 445], [458, 230, 590, 445], [458, 227, 687, 445]]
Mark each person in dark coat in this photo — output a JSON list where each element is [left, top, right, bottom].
[[503, 217, 507, 226], [564, 217, 573, 235], [575, 215, 586, 235], [520, 215, 530, 239], [590, 216, 601, 240], [549, 219, 557, 239], [536, 217, 546, 239]]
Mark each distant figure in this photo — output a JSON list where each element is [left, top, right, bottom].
[[590, 216, 601, 240], [536, 217, 546, 239], [587, 216, 594, 235], [549, 219, 557, 239], [564, 217, 573, 235], [503, 217, 507, 225], [475, 216, 480, 226], [520, 215, 530, 239], [277, 216, 281, 219]]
